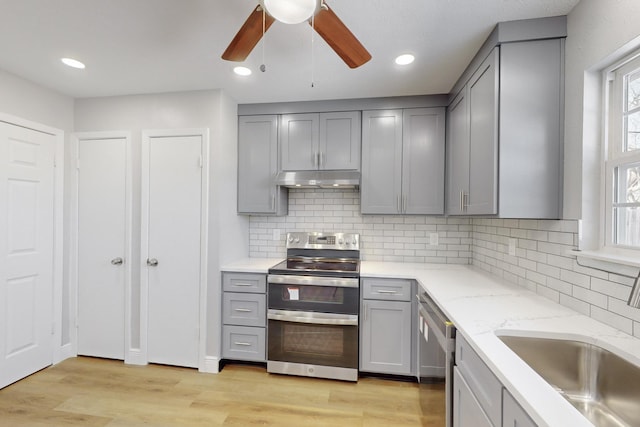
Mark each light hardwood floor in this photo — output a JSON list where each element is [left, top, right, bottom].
[[0, 357, 445, 426]]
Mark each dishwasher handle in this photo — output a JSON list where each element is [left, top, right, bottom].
[[417, 294, 456, 353]]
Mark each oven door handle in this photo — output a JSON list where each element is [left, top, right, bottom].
[[268, 309, 358, 326], [268, 274, 359, 288]]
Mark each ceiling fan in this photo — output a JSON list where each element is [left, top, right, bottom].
[[221, 0, 371, 69]]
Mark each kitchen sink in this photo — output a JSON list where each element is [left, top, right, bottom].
[[498, 335, 640, 427]]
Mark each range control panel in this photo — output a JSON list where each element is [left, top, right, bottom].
[[286, 232, 360, 250]]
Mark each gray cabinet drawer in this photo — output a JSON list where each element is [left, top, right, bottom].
[[222, 272, 266, 293], [362, 278, 413, 301], [222, 325, 265, 362], [223, 293, 266, 327], [456, 334, 502, 427]]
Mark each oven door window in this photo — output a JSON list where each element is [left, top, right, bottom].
[[268, 283, 359, 314], [268, 319, 358, 369]]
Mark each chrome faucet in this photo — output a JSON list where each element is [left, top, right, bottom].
[[627, 271, 640, 308]]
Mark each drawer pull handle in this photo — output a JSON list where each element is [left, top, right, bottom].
[[376, 290, 398, 294], [234, 308, 253, 313], [232, 283, 254, 287], [233, 341, 252, 346]]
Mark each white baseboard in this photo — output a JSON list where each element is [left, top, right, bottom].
[[200, 356, 220, 373], [54, 343, 75, 364], [125, 349, 147, 366]]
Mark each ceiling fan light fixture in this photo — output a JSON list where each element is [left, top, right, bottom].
[[395, 54, 415, 66], [262, 0, 320, 24]]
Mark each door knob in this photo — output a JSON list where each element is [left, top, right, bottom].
[[147, 258, 158, 267], [111, 257, 124, 265]]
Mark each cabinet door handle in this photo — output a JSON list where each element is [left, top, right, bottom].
[[232, 283, 254, 287], [320, 152, 325, 168], [312, 152, 317, 168], [364, 303, 368, 322], [234, 308, 253, 313], [271, 194, 275, 211], [147, 258, 158, 267], [403, 195, 407, 213], [397, 195, 401, 213], [111, 257, 124, 265], [233, 341, 252, 347]]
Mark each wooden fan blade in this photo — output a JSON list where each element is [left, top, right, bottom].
[[222, 6, 275, 62], [311, 4, 371, 68]]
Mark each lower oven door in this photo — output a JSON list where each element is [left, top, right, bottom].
[[267, 309, 359, 381]]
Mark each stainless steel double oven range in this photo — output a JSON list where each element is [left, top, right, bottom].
[[267, 232, 360, 382]]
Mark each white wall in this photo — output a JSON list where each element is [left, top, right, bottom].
[[563, 0, 640, 247], [0, 69, 74, 130], [74, 89, 247, 363]]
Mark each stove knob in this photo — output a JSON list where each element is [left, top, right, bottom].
[[294, 237, 300, 243], [352, 238, 357, 245], [338, 238, 344, 245], [288, 236, 294, 243]]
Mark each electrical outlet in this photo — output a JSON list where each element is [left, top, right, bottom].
[[429, 232, 439, 246], [273, 229, 281, 241], [508, 238, 517, 256]]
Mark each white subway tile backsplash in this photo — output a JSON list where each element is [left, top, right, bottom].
[[472, 218, 640, 339], [249, 188, 472, 263]]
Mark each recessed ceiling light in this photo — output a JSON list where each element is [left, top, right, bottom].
[[395, 54, 415, 66], [61, 57, 86, 69], [233, 66, 252, 76]]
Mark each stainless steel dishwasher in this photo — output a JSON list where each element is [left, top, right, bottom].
[[417, 291, 456, 427]]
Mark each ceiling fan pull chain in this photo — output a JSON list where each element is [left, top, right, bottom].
[[260, 7, 267, 72], [311, 13, 315, 87]]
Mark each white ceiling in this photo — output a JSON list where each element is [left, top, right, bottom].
[[0, 0, 580, 104]]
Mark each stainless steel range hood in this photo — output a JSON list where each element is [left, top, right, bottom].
[[274, 170, 360, 189]]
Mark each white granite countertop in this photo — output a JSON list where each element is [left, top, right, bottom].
[[220, 258, 640, 426], [220, 257, 281, 273], [361, 261, 640, 427]]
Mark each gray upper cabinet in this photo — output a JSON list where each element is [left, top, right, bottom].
[[280, 113, 319, 171], [319, 111, 361, 170], [447, 37, 564, 218], [237, 115, 288, 215], [448, 49, 499, 215], [361, 108, 445, 214], [280, 111, 361, 171], [361, 110, 403, 214]]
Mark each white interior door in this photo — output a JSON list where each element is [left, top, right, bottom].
[[143, 132, 204, 368], [0, 122, 55, 388], [77, 134, 128, 360]]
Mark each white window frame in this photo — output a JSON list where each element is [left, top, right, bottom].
[[603, 51, 640, 252]]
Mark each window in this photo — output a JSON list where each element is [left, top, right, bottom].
[[605, 53, 640, 249]]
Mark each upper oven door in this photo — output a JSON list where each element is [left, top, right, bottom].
[[267, 275, 359, 315]]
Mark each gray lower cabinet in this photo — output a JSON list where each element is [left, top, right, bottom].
[[447, 38, 564, 218], [454, 334, 538, 427], [360, 278, 414, 375], [237, 115, 288, 215], [221, 272, 266, 362], [502, 389, 536, 427], [361, 107, 445, 215], [453, 367, 494, 427], [280, 111, 361, 171]]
